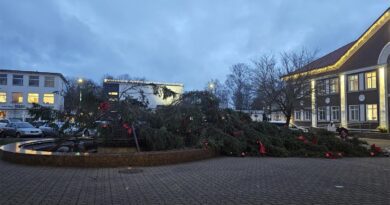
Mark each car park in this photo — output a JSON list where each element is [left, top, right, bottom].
[[0, 122, 43, 138]]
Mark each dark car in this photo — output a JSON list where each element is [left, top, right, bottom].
[[0, 122, 43, 138]]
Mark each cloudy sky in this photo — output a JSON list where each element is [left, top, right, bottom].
[[0, 0, 388, 90]]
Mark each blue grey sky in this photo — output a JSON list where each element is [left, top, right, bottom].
[[0, 0, 388, 90]]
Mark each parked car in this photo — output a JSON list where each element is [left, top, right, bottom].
[[0, 122, 43, 138], [269, 121, 309, 133], [39, 122, 60, 137]]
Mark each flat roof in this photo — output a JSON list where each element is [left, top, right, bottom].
[[0, 69, 67, 82], [103, 79, 184, 87]]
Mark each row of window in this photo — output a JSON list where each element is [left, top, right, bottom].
[[348, 71, 376, 91], [0, 74, 55, 87], [295, 104, 378, 122], [316, 71, 377, 95], [0, 92, 55, 104]]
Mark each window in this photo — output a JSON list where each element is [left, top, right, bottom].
[[304, 110, 311, 121], [316, 80, 326, 95], [44, 76, 55, 87], [366, 104, 378, 121], [12, 75, 23, 86], [29, 76, 39, 87], [330, 78, 339, 93], [0, 92, 6, 103], [294, 111, 301, 121], [12, 92, 23, 104], [318, 107, 326, 121], [108, 92, 118, 96], [43, 93, 54, 104], [331, 106, 340, 121], [349, 105, 359, 121], [0, 74, 7, 85], [348, 75, 359, 91], [28, 93, 39, 104], [365, 71, 376, 89]]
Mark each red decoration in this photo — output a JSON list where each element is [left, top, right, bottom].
[[257, 140, 266, 156], [325, 152, 332, 158], [203, 140, 209, 150], [99, 102, 110, 111], [297, 135, 306, 142], [371, 144, 382, 153], [241, 152, 246, 157], [127, 127, 133, 135], [312, 137, 318, 145], [123, 123, 130, 129], [370, 152, 375, 157], [233, 131, 243, 137]]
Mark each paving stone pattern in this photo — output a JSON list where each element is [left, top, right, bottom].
[[0, 157, 389, 205]]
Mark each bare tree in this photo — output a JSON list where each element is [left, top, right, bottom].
[[225, 63, 252, 111], [252, 48, 317, 126]]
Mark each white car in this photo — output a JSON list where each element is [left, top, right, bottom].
[[269, 121, 309, 133]]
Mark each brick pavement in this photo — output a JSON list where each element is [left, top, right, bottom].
[[0, 157, 389, 205]]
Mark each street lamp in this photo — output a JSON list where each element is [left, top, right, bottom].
[[78, 78, 83, 102], [208, 82, 215, 94]]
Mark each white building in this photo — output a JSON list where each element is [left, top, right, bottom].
[[103, 79, 184, 109], [0, 69, 67, 121]]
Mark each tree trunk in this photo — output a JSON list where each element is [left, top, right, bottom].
[[285, 115, 291, 127]]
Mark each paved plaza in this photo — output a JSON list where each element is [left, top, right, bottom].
[[0, 157, 389, 205]]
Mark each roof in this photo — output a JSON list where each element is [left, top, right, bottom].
[[286, 7, 390, 78], [103, 79, 184, 87], [292, 41, 356, 74], [0, 69, 67, 82]]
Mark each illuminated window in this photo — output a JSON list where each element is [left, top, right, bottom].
[[44, 76, 55, 87], [108, 92, 118, 96], [318, 107, 326, 121], [366, 104, 378, 121], [331, 106, 340, 121], [43, 93, 55, 104], [12, 92, 23, 104], [28, 93, 39, 104], [330, 78, 339, 93], [0, 92, 6, 103], [0, 74, 7, 85], [365, 71, 376, 89], [29, 76, 39, 87], [13, 75, 23, 86], [348, 75, 359, 91], [349, 105, 359, 121], [294, 111, 301, 121]]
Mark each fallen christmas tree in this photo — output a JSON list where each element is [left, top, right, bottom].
[[138, 91, 375, 157]]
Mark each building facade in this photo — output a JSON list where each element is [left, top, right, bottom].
[[289, 8, 390, 131], [0, 69, 67, 121], [103, 79, 184, 109]]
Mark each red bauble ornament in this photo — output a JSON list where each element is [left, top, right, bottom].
[[312, 137, 318, 145], [297, 135, 305, 142], [99, 102, 110, 111], [241, 152, 246, 157], [370, 152, 375, 157], [127, 127, 132, 135]]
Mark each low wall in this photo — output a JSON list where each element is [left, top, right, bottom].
[[0, 139, 218, 167]]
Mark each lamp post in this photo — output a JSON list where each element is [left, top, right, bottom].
[[77, 78, 83, 102], [208, 82, 215, 95]]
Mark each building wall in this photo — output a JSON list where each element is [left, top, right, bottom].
[[0, 70, 66, 121], [103, 80, 184, 109]]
